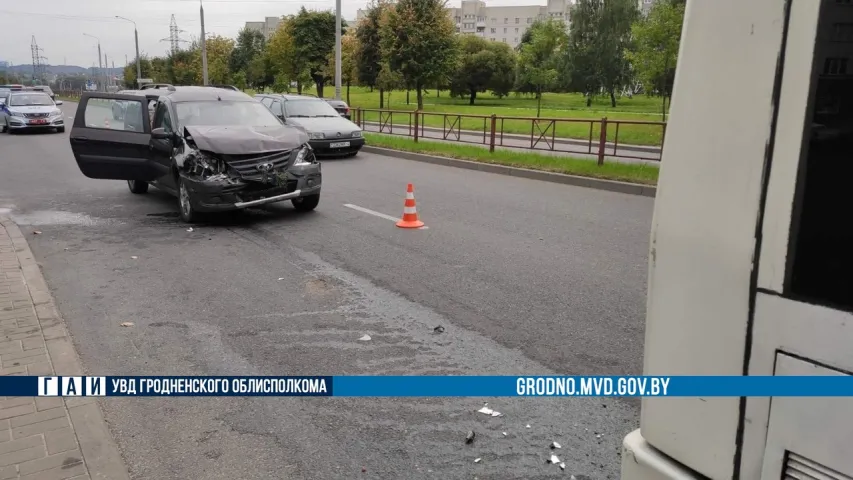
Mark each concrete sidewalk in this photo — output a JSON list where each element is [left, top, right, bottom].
[[0, 218, 129, 480]]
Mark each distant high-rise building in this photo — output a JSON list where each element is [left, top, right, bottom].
[[356, 0, 574, 50], [244, 17, 282, 40], [639, 0, 657, 16]]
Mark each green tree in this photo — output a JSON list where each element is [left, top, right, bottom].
[[565, 0, 638, 107], [626, 0, 684, 100], [323, 30, 358, 103], [167, 47, 201, 86], [449, 35, 516, 105], [205, 35, 236, 85], [288, 7, 347, 97], [247, 52, 275, 92], [355, 0, 392, 107], [380, 0, 458, 110], [230, 27, 266, 76], [516, 18, 567, 116], [267, 17, 310, 93]]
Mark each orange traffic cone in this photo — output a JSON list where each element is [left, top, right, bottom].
[[396, 183, 425, 229]]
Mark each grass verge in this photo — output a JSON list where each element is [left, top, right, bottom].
[[364, 133, 659, 186]]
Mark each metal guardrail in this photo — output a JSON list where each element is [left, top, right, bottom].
[[353, 108, 666, 164]]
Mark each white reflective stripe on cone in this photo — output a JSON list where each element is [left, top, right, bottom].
[[403, 207, 417, 214], [406, 192, 415, 200]]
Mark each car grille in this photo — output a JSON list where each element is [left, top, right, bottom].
[[219, 150, 293, 179], [23, 113, 49, 118]]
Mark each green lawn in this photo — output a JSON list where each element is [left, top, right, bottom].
[[363, 132, 659, 185], [251, 86, 668, 147]]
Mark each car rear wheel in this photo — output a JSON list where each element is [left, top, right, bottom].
[[127, 180, 149, 194], [292, 193, 320, 212], [178, 177, 198, 223]]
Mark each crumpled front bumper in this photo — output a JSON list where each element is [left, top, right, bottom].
[[181, 162, 322, 212]]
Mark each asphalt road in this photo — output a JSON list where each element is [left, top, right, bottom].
[[0, 101, 654, 480]]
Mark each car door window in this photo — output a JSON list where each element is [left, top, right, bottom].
[[270, 100, 283, 117], [153, 102, 174, 133], [261, 97, 274, 108], [85, 97, 145, 132]]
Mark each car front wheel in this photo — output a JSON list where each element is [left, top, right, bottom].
[[292, 193, 320, 212], [178, 177, 198, 223], [127, 180, 149, 194]]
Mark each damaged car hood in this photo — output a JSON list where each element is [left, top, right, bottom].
[[184, 125, 309, 155]]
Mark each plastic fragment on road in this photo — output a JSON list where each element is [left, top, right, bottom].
[[502, 432, 507, 436], [474, 458, 481, 463], [32, 230, 41, 235], [571, 475, 577, 479], [358, 334, 371, 341], [560, 463, 566, 470], [465, 430, 475, 444], [525, 424, 531, 428], [120, 322, 134, 327], [187, 227, 194, 232], [277, 278, 284, 281], [550, 441, 561, 449], [547, 454, 561, 464], [433, 325, 445, 334], [477, 403, 500, 416], [131, 256, 138, 259]]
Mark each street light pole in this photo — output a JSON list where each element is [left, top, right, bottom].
[[335, 0, 342, 100], [200, 0, 209, 85], [116, 16, 142, 87], [84, 33, 103, 91]]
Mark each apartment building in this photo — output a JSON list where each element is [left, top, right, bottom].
[[356, 0, 572, 49], [244, 17, 281, 40], [245, 16, 356, 40]]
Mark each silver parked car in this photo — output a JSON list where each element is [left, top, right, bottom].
[[255, 94, 364, 157], [1, 91, 64, 133]]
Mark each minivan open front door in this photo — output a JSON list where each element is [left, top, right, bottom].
[[69, 92, 165, 181]]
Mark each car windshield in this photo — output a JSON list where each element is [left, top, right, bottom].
[[284, 99, 340, 118], [9, 94, 53, 106], [175, 100, 282, 127]]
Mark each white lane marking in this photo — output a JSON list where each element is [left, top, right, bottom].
[[343, 203, 429, 229]]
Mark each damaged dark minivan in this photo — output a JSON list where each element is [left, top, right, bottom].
[[68, 88, 322, 223]]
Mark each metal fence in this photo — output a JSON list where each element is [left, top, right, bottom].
[[353, 108, 665, 164]]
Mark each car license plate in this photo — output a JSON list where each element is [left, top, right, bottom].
[[330, 141, 350, 149], [30, 119, 47, 125]]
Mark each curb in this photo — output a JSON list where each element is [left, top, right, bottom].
[[0, 216, 131, 480], [361, 146, 657, 198]]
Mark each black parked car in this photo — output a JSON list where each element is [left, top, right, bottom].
[[69, 87, 322, 223], [324, 98, 351, 120]]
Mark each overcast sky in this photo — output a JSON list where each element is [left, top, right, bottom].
[[1, 0, 551, 68]]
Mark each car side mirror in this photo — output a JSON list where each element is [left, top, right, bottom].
[[55, 100, 63, 105], [151, 128, 170, 141]]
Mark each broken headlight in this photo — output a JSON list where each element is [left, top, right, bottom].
[[188, 152, 226, 178], [292, 144, 316, 166]]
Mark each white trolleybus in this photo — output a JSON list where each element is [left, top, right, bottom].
[[621, 0, 853, 478]]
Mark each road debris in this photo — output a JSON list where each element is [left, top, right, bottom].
[[550, 441, 562, 449], [32, 230, 41, 235], [131, 256, 138, 259], [474, 458, 481, 463], [120, 322, 134, 327], [361, 467, 367, 473], [358, 334, 372, 341], [547, 454, 561, 464], [465, 430, 475, 444], [571, 475, 577, 479], [477, 403, 501, 416], [433, 325, 445, 334], [277, 278, 285, 281], [560, 463, 566, 470], [525, 424, 531, 428], [187, 227, 194, 232], [502, 432, 507, 436]]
